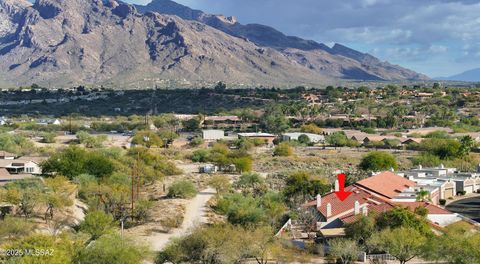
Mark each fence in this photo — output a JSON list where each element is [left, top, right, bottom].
[[366, 254, 397, 261]]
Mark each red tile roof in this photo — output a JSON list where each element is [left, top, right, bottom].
[[340, 202, 395, 224], [355, 171, 416, 199], [305, 186, 384, 219]]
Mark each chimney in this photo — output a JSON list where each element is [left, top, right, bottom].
[[419, 164, 423, 169], [440, 164, 445, 169], [354, 201, 360, 215], [362, 206, 368, 216], [390, 167, 395, 172], [326, 203, 332, 218], [316, 194, 321, 208], [334, 179, 339, 192]]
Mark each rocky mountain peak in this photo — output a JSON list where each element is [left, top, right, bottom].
[[0, 0, 429, 88]]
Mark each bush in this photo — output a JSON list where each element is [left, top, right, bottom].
[[297, 134, 311, 145], [300, 124, 322, 134], [80, 210, 115, 240], [189, 137, 204, 147], [273, 142, 293, 157], [167, 180, 197, 199], [359, 151, 398, 172], [439, 199, 446, 206], [41, 132, 57, 143], [232, 156, 253, 173], [191, 149, 209, 162], [457, 191, 466, 196], [361, 127, 376, 134]]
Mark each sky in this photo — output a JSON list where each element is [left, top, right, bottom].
[[125, 0, 480, 77]]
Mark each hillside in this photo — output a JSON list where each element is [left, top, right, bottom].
[[0, 0, 428, 88], [437, 68, 480, 82]]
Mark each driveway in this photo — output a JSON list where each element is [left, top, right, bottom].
[[146, 188, 216, 251]]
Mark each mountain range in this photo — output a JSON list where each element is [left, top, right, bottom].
[[436, 68, 480, 82], [0, 0, 429, 88]]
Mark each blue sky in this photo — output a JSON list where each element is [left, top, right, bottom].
[[125, 0, 480, 77]]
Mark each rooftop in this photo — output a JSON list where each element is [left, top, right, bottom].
[[355, 171, 416, 199]]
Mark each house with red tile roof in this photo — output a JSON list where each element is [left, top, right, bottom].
[[355, 171, 416, 200], [303, 171, 462, 237]]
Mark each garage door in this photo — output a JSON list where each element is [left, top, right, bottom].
[[444, 188, 454, 199], [464, 185, 474, 194]]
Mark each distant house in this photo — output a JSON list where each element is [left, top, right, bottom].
[[282, 133, 325, 143], [0, 117, 7, 126], [204, 116, 242, 129], [202, 130, 225, 141], [0, 168, 34, 186], [401, 138, 424, 145], [0, 151, 16, 160], [37, 119, 61, 126], [238, 132, 276, 146], [0, 157, 44, 175]]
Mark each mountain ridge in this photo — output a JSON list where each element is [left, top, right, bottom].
[[0, 0, 429, 88], [436, 68, 480, 82]]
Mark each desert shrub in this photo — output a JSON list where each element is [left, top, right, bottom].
[[273, 142, 293, 157], [190, 149, 210, 162], [167, 180, 197, 199]]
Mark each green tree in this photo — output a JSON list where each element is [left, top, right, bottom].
[[132, 131, 164, 148], [359, 151, 398, 172], [167, 180, 197, 199], [235, 173, 265, 196], [459, 135, 476, 158], [182, 118, 201, 132], [261, 104, 290, 134], [368, 227, 428, 264], [326, 132, 348, 149], [74, 234, 150, 264], [297, 134, 311, 145], [232, 156, 253, 173], [329, 238, 362, 264], [216, 194, 265, 226], [0, 216, 35, 240], [345, 215, 376, 249], [300, 124, 322, 134], [208, 175, 231, 194], [283, 171, 330, 201], [190, 149, 209, 162], [42, 147, 115, 179], [80, 210, 115, 240], [375, 207, 431, 235], [2, 233, 84, 264]]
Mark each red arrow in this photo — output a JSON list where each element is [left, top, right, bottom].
[[335, 173, 352, 202]]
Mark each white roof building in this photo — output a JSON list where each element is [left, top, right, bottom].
[[282, 132, 325, 143]]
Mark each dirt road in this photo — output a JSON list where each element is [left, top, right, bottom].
[[146, 188, 216, 251]]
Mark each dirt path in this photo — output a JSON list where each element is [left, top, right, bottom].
[[146, 188, 216, 251]]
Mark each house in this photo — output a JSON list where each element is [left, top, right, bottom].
[[303, 171, 462, 238], [0, 151, 16, 160], [0, 168, 34, 186], [238, 133, 276, 146], [0, 117, 7, 126], [37, 119, 61, 126], [401, 138, 424, 145], [204, 116, 242, 129], [282, 133, 325, 143], [0, 158, 43, 175], [202, 130, 225, 141], [400, 165, 480, 196]]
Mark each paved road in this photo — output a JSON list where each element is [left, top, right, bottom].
[[146, 188, 216, 251], [446, 196, 480, 222]]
